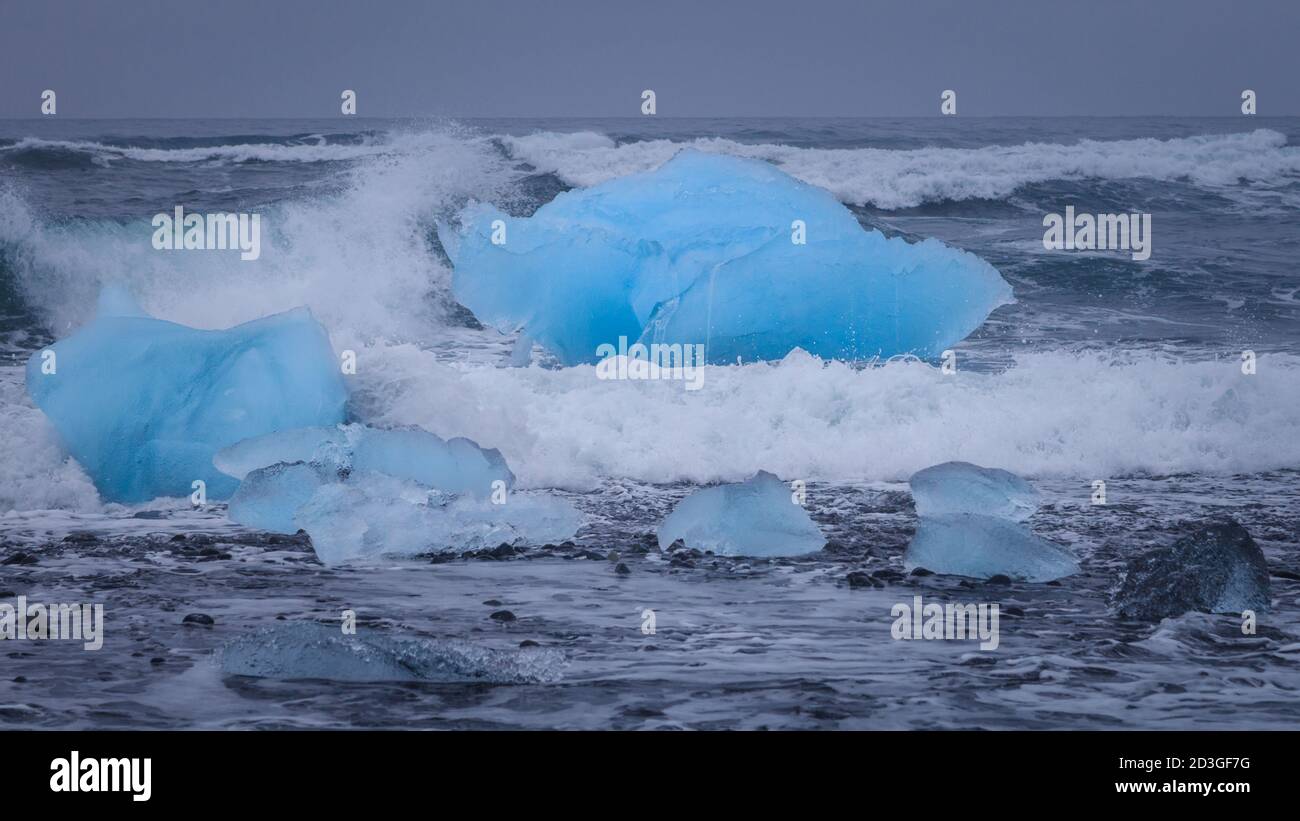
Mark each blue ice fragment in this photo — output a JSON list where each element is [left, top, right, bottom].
[[909, 461, 1040, 521], [221, 622, 566, 683], [227, 461, 330, 534], [25, 288, 347, 503], [294, 473, 582, 564], [213, 425, 354, 480], [352, 427, 514, 498], [656, 470, 825, 557], [905, 461, 1075, 582], [217, 423, 575, 563], [446, 151, 1012, 365], [904, 513, 1079, 582], [215, 423, 515, 499]]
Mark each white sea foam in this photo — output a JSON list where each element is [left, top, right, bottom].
[[349, 346, 1300, 490], [3, 125, 1298, 513], [0, 368, 99, 513], [9, 346, 1294, 513], [0, 130, 514, 339], [505, 128, 1300, 209]]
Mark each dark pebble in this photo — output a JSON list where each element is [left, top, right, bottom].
[[615, 562, 631, 575], [518, 640, 539, 648], [482, 599, 503, 606], [986, 574, 1012, 585], [182, 613, 214, 626], [489, 610, 516, 622], [909, 567, 934, 577], [1, 552, 38, 566], [845, 571, 875, 589]]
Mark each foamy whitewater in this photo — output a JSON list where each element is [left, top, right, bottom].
[[1, 117, 1297, 729]]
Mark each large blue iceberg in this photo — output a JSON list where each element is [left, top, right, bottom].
[[25, 288, 347, 503], [444, 151, 1012, 366], [904, 462, 1077, 582], [216, 423, 580, 564], [657, 470, 825, 557]]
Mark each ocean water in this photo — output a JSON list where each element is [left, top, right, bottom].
[[1, 117, 1298, 729]]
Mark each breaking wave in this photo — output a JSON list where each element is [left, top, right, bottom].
[[504, 128, 1300, 209]]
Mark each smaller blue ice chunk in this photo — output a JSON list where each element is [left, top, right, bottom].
[[904, 461, 1076, 582], [25, 287, 347, 503], [294, 474, 582, 564], [656, 470, 825, 557], [226, 461, 331, 535], [217, 423, 576, 564], [909, 461, 1040, 521], [215, 423, 514, 498], [904, 513, 1079, 582]]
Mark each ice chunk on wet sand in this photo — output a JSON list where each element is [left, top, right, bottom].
[[295, 473, 583, 564], [218, 424, 579, 563], [657, 470, 825, 557], [904, 461, 1077, 582], [221, 622, 565, 683], [904, 513, 1079, 582]]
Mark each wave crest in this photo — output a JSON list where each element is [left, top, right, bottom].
[[505, 128, 1300, 209]]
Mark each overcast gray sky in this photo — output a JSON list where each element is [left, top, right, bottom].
[[1, 0, 1296, 118]]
